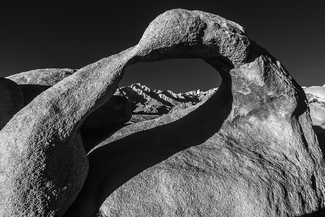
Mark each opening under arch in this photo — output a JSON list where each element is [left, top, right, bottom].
[[119, 58, 221, 93]]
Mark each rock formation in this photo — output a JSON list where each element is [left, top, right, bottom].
[[1, 8, 325, 217], [0, 47, 138, 215], [66, 9, 325, 217], [6, 71, 133, 153]]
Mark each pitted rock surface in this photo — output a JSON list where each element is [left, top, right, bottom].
[[0, 46, 138, 215], [64, 9, 325, 217], [1, 9, 325, 217], [7, 71, 132, 153]]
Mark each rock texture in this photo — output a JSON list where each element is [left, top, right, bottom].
[[60, 9, 325, 217], [1, 8, 324, 217], [7, 68, 77, 86], [0, 78, 24, 130], [0, 45, 138, 215], [7, 71, 133, 153]]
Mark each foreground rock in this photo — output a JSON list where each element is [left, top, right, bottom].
[[62, 9, 325, 217], [0, 47, 138, 215], [7, 71, 133, 153]]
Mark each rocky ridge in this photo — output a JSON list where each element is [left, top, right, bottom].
[[118, 83, 217, 123], [123, 84, 325, 130], [303, 86, 325, 156]]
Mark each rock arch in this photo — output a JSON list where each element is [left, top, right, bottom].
[[0, 9, 324, 217]]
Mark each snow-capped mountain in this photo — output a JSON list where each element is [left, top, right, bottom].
[[118, 83, 218, 115]]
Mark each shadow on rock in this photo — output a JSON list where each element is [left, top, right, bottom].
[[313, 126, 325, 157], [299, 208, 325, 217], [63, 75, 233, 216]]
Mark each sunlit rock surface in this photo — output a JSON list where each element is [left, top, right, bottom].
[[64, 9, 325, 217]]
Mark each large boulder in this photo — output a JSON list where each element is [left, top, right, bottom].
[[0, 44, 138, 215], [0, 78, 24, 130], [7, 70, 132, 152], [63, 9, 325, 217]]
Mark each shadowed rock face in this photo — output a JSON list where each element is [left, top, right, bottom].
[[1, 9, 324, 217], [0, 78, 24, 130]]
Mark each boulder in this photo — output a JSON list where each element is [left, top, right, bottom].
[[7, 70, 132, 152], [0, 44, 138, 215], [63, 9, 325, 217], [0, 78, 24, 130]]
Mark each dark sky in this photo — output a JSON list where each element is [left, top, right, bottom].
[[1, 1, 324, 92]]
